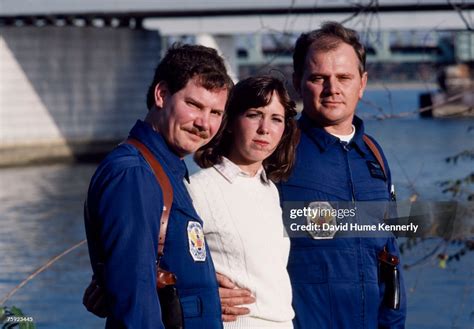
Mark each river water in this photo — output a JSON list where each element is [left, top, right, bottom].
[[0, 88, 473, 328]]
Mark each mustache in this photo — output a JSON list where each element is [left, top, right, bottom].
[[185, 127, 210, 139], [321, 97, 343, 102]]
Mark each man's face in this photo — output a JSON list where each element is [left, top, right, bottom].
[[155, 77, 228, 157], [295, 42, 367, 133]]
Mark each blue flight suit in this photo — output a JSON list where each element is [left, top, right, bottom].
[[278, 113, 406, 329], [85, 120, 222, 329]]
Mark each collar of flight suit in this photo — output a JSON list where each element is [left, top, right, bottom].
[[298, 112, 371, 156]]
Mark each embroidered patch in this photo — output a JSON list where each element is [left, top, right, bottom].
[[366, 160, 386, 180], [306, 201, 338, 239], [187, 221, 206, 262]]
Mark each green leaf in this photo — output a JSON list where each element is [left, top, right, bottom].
[[0, 307, 5, 322], [439, 259, 447, 269], [10, 307, 24, 317], [19, 321, 36, 329]]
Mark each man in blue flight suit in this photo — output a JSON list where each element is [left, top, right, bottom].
[[277, 22, 407, 328], [84, 44, 233, 328]]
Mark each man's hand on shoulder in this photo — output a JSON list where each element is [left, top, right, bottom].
[[216, 272, 256, 322]]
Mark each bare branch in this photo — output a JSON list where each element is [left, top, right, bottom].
[[0, 240, 86, 305], [448, 0, 473, 31], [340, 0, 378, 25]]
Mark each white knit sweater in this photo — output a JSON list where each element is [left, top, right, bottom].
[[186, 157, 294, 329]]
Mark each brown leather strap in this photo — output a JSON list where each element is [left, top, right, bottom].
[[126, 138, 173, 259], [363, 134, 387, 177]]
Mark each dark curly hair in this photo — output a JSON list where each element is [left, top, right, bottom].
[[293, 21, 366, 83], [146, 43, 233, 110], [194, 76, 299, 182]]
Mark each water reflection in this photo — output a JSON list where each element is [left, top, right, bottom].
[[0, 164, 103, 328]]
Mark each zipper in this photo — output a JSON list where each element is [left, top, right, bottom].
[[341, 142, 356, 203], [341, 141, 365, 327]]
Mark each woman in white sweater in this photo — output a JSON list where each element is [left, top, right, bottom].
[[186, 76, 299, 329]]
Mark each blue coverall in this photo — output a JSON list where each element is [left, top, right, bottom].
[[278, 113, 407, 329], [85, 120, 223, 329]]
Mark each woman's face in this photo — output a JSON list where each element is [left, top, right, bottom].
[[228, 92, 286, 167]]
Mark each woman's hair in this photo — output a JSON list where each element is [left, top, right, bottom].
[[194, 75, 300, 182]]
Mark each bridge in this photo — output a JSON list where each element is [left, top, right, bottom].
[[2, 1, 473, 59], [0, 0, 473, 165], [1, 0, 473, 31]]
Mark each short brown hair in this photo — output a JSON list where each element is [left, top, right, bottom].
[[194, 76, 299, 182], [293, 21, 366, 81], [146, 43, 233, 110]]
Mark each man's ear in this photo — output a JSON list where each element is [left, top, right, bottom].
[[292, 73, 301, 95], [154, 81, 169, 109], [358, 71, 368, 99]]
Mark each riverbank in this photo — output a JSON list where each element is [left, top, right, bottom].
[[0, 139, 118, 168], [366, 82, 438, 90]]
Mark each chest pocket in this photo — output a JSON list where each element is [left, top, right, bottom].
[[351, 155, 389, 201]]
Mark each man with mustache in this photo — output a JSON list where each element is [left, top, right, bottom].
[[84, 44, 233, 328]]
